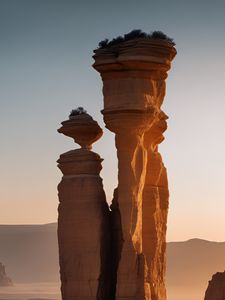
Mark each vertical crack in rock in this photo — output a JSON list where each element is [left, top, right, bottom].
[[97, 197, 111, 300], [109, 188, 123, 300], [111, 132, 150, 300]]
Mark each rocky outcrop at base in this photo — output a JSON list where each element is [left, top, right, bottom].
[[204, 271, 225, 300], [0, 262, 12, 286]]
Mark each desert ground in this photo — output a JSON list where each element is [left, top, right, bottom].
[[1, 223, 224, 300]]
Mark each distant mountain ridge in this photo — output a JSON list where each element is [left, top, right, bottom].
[[0, 223, 225, 294], [167, 238, 225, 292], [0, 223, 59, 282]]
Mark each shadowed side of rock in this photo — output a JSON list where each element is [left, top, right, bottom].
[[204, 271, 225, 300], [109, 188, 123, 300]]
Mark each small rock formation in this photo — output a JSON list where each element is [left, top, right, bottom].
[[57, 110, 111, 300], [93, 31, 176, 300], [204, 271, 225, 300], [0, 262, 12, 286]]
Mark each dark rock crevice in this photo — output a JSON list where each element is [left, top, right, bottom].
[[97, 198, 112, 300], [109, 188, 123, 300], [97, 187, 123, 300]]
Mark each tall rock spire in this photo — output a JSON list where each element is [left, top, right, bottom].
[[93, 32, 176, 300]]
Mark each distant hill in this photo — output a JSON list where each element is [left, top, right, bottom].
[[167, 238, 225, 292], [0, 223, 225, 294], [0, 223, 59, 282]]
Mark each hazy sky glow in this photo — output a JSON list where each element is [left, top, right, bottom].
[[0, 0, 225, 241]]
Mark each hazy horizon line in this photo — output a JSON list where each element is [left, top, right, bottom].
[[0, 222, 224, 243]]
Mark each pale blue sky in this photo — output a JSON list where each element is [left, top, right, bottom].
[[0, 0, 225, 241]]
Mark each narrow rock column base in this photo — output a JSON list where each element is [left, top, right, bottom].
[[57, 149, 110, 300]]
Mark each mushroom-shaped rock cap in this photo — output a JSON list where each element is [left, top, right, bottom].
[[58, 113, 103, 150], [93, 30, 176, 74]]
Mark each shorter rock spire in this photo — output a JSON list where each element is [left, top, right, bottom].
[[57, 109, 111, 300]]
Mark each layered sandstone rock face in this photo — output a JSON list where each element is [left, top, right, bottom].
[[0, 262, 12, 286], [57, 113, 111, 300], [93, 37, 176, 300], [142, 113, 169, 300], [204, 271, 225, 300]]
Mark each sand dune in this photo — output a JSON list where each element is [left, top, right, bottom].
[[0, 282, 60, 300]]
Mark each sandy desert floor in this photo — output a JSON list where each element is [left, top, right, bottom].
[[0, 283, 61, 300], [167, 287, 204, 300], [0, 283, 204, 300]]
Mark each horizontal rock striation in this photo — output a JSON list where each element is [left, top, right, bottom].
[[57, 114, 111, 300]]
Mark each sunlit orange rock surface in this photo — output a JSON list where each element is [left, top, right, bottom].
[[93, 36, 176, 300]]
